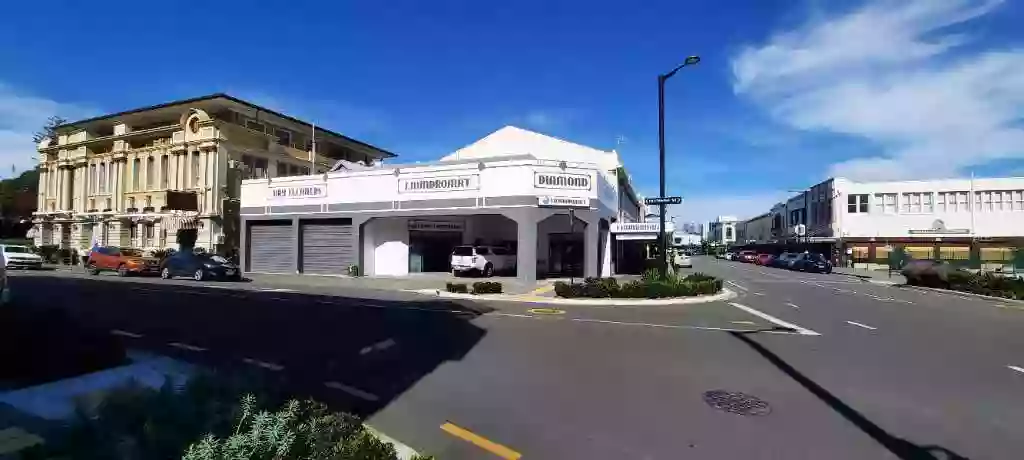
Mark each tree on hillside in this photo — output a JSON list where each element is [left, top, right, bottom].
[[32, 115, 67, 144]]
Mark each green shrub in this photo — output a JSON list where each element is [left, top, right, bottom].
[[684, 272, 715, 283], [553, 281, 572, 298], [552, 276, 722, 299], [471, 281, 503, 294], [619, 280, 646, 298], [445, 282, 469, 294], [641, 268, 662, 282]]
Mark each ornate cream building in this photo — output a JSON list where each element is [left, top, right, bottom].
[[32, 94, 395, 255]]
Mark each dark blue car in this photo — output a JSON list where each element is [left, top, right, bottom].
[[160, 251, 241, 281]]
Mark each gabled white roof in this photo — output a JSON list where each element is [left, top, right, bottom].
[[441, 126, 621, 170]]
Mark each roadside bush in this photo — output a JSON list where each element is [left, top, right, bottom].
[[347, 265, 361, 277], [641, 268, 662, 282], [446, 282, 469, 294], [34, 244, 59, 263], [471, 281, 503, 294], [554, 275, 722, 299], [684, 272, 716, 283]]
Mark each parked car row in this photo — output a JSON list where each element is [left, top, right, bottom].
[[86, 246, 241, 281], [719, 250, 833, 274]]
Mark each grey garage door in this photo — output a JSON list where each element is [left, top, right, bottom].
[[247, 221, 295, 273], [300, 218, 355, 275]]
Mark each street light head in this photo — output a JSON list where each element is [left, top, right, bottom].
[[684, 55, 701, 66]]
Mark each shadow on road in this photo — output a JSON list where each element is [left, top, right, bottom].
[[10, 274, 490, 419], [729, 331, 969, 460]]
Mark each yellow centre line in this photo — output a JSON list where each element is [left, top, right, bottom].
[[440, 422, 522, 459]]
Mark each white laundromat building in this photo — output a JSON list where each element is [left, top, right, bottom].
[[239, 126, 665, 282]]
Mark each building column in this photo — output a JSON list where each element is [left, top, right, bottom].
[[512, 211, 539, 283], [292, 217, 301, 274], [600, 227, 612, 277], [583, 216, 599, 279]]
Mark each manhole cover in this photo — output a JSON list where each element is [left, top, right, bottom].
[[702, 390, 772, 416]]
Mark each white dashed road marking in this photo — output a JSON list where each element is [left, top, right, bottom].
[[243, 358, 285, 371], [786, 303, 801, 309], [325, 381, 379, 401], [259, 288, 296, 293], [845, 321, 878, 330], [728, 302, 821, 336], [726, 281, 749, 291], [1007, 365, 1024, 375], [110, 329, 143, 338], [169, 342, 207, 352]]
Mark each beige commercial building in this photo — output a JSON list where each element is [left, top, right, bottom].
[[32, 94, 394, 255]]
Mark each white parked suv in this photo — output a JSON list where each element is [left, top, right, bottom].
[[451, 245, 516, 277], [1, 245, 43, 270]]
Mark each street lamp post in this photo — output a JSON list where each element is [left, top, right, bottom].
[[658, 55, 700, 277]]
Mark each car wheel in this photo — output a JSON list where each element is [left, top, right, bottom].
[[160, 267, 172, 279], [452, 270, 460, 278], [483, 263, 494, 277], [117, 264, 129, 277], [193, 269, 205, 281], [87, 262, 99, 275]]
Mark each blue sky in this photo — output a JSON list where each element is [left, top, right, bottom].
[[1, 0, 1022, 225]]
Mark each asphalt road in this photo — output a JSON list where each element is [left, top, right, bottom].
[[8, 262, 1024, 459]]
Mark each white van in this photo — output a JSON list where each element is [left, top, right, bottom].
[[451, 245, 517, 277]]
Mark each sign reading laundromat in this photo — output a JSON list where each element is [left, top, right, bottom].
[[399, 175, 479, 193], [269, 185, 326, 200], [534, 172, 591, 190]]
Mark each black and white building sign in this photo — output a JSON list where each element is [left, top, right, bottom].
[[537, 196, 590, 208], [534, 172, 591, 190], [398, 175, 479, 193], [269, 185, 326, 200], [408, 220, 466, 232]]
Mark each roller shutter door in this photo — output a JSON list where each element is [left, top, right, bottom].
[[300, 218, 355, 275], [247, 221, 295, 273]]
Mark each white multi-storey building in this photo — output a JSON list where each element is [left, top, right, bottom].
[[238, 126, 658, 281], [32, 94, 394, 255], [707, 216, 738, 245], [739, 176, 1024, 269]]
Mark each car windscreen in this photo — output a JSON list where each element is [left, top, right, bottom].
[[4, 246, 32, 253], [452, 246, 474, 256], [121, 249, 142, 257]]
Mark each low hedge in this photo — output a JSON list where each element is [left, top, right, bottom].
[[948, 271, 1024, 299], [554, 273, 722, 299], [446, 282, 469, 294], [471, 281, 503, 294]]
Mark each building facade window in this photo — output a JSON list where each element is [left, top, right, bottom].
[[98, 163, 107, 194], [89, 164, 96, 194], [132, 158, 141, 191], [936, 191, 969, 212], [848, 194, 869, 213], [190, 151, 201, 188], [900, 192, 932, 213], [127, 197, 135, 210], [274, 128, 291, 146], [874, 193, 897, 214], [161, 155, 169, 188], [277, 162, 289, 177], [975, 190, 1022, 212], [146, 157, 155, 190], [725, 227, 733, 240]]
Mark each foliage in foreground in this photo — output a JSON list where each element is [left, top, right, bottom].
[[22, 373, 430, 460], [554, 272, 722, 299], [183, 395, 432, 460], [445, 281, 503, 294]]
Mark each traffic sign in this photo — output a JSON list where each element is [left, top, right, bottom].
[[644, 196, 682, 205]]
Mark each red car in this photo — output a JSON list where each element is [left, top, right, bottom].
[[756, 253, 774, 265], [738, 250, 757, 263], [86, 246, 161, 277]]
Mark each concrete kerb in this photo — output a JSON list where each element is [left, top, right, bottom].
[[363, 425, 424, 460], [897, 284, 1024, 306], [408, 288, 738, 306]]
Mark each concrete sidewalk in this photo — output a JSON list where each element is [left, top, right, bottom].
[[245, 272, 547, 295]]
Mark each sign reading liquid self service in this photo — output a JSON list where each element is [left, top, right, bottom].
[[269, 185, 326, 200]]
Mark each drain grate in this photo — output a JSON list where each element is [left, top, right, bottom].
[[702, 390, 772, 416]]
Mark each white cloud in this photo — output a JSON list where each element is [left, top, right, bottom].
[[0, 83, 96, 178], [732, 0, 1024, 181]]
